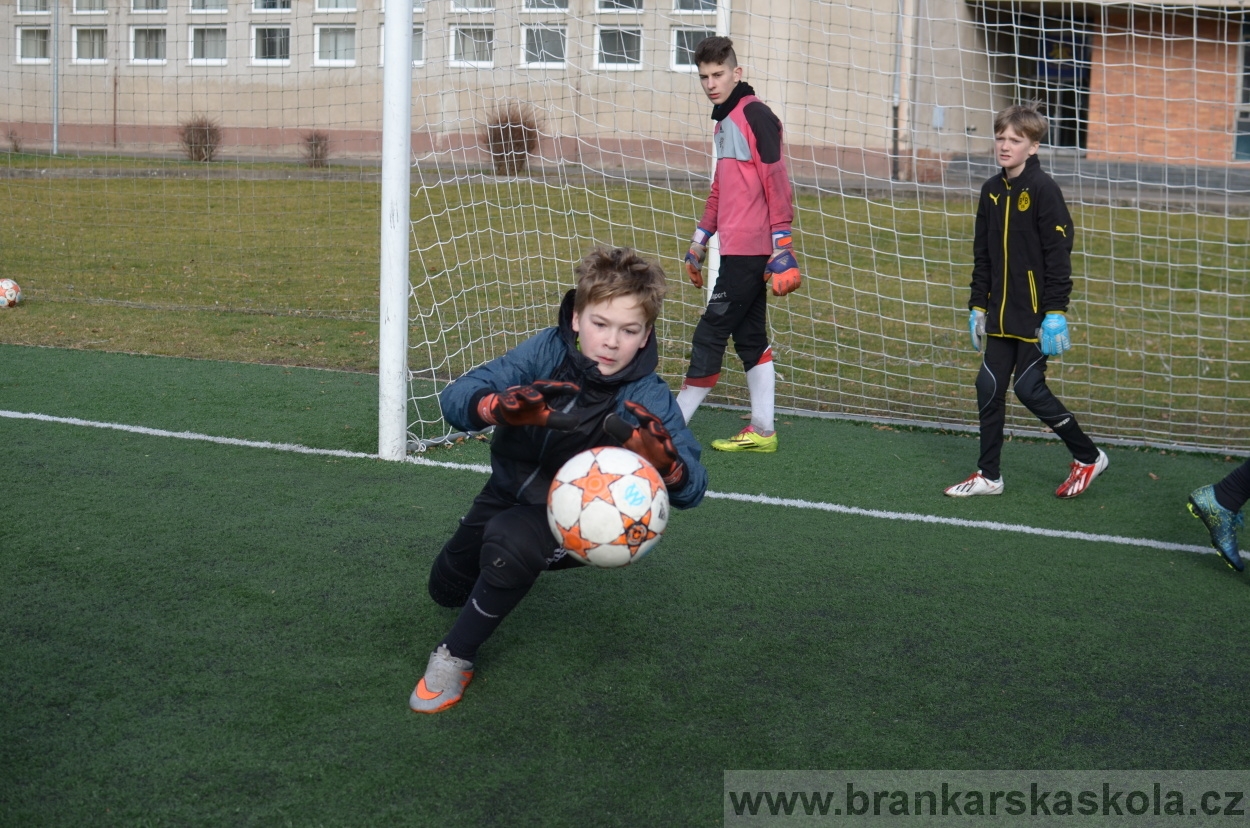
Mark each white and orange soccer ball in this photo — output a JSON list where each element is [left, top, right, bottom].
[[547, 445, 670, 568], [0, 279, 21, 308]]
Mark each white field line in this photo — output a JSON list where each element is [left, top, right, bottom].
[[3, 409, 1233, 562]]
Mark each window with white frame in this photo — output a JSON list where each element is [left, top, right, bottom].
[[596, 26, 641, 68], [316, 0, 356, 9], [74, 0, 107, 13], [378, 25, 425, 65], [132, 27, 167, 62], [675, 0, 714, 10], [451, 26, 493, 65], [452, 0, 493, 11], [412, 0, 425, 10], [17, 27, 50, 61], [191, 0, 228, 11], [523, 25, 565, 66], [18, 0, 50, 12], [315, 26, 355, 65], [672, 27, 712, 69], [133, 0, 168, 11], [73, 26, 107, 62], [191, 26, 227, 62], [525, 0, 568, 8], [253, 0, 291, 10], [598, 0, 641, 10], [253, 25, 290, 62]]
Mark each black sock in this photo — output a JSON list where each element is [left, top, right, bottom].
[[439, 577, 532, 663], [1214, 460, 1250, 513]]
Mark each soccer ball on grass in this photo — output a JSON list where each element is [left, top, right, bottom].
[[0, 279, 21, 308], [547, 445, 669, 568]]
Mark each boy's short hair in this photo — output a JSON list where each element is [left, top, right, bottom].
[[693, 36, 737, 69], [994, 103, 1048, 144], [574, 246, 667, 327]]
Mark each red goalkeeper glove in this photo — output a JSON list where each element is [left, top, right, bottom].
[[684, 227, 711, 289], [765, 231, 802, 296], [476, 380, 581, 430], [603, 400, 688, 490]]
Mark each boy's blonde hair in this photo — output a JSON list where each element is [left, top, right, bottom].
[[574, 246, 667, 327], [994, 103, 1048, 144]]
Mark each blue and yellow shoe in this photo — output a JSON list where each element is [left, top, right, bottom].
[[711, 425, 778, 453], [1187, 484, 1246, 572]]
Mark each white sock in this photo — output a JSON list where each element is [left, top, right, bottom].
[[676, 384, 712, 424], [746, 362, 775, 434]]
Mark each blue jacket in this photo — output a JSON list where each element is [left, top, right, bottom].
[[440, 290, 707, 510]]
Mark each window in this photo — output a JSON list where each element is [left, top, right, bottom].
[[675, 0, 714, 9], [133, 0, 167, 10], [672, 27, 712, 69], [451, 26, 493, 66], [191, 0, 228, 10], [191, 26, 227, 62], [315, 26, 355, 65], [253, 0, 291, 10], [598, 0, 641, 10], [73, 27, 107, 62], [253, 26, 290, 62], [132, 27, 167, 62], [74, 0, 107, 13], [525, 0, 568, 8], [378, 25, 424, 65], [17, 27, 50, 62], [523, 25, 565, 66], [317, 0, 355, 9], [18, 0, 50, 12], [1239, 20, 1250, 160], [452, 0, 493, 10], [596, 26, 641, 68]]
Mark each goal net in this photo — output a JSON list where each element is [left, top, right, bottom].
[[402, 0, 1250, 453]]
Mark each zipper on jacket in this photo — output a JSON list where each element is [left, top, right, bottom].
[[998, 191, 1011, 332]]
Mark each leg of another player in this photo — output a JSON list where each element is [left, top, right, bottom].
[[713, 262, 778, 453], [411, 504, 556, 713], [1188, 459, 1250, 572]]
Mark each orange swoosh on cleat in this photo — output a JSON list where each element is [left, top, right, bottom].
[[413, 679, 441, 701]]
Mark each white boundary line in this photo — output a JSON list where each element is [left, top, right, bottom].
[[2, 409, 1231, 561]]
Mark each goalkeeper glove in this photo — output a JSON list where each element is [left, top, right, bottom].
[[765, 231, 801, 296], [603, 400, 688, 490], [1039, 312, 1071, 356], [684, 227, 711, 289], [476, 380, 581, 430], [968, 308, 986, 352]]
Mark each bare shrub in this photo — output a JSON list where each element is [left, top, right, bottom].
[[7, 130, 23, 153], [481, 104, 542, 176], [178, 115, 222, 162], [302, 131, 331, 168]]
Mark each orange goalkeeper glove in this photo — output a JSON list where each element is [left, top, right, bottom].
[[476, 380, 581, 430], [684, 227, 711, 289], [765, 231, 802, 296], [603, 400, 687, 490]]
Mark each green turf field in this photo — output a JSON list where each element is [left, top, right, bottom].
[[3, 344, 1248, 826]]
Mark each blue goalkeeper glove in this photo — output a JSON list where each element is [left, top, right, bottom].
[[765, 231, 801, 296], [968, 308, 986, 352], [1039, 312, 1071, 356]]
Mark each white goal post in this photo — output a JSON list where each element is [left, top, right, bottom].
[[380, 0, 1250, 456]]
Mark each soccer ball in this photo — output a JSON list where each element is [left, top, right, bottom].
[[547, 445, 670, 568], [0, 279, 20, 308]]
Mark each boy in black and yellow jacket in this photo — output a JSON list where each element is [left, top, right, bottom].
[[945, 104, 1107, 499]]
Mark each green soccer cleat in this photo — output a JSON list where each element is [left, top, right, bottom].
[[711, 425, 778, 453], [1187, 485, 1246, 572], [409, 645, 475, 714]]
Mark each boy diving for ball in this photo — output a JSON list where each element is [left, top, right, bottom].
[[410, 246, 707, 713]]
